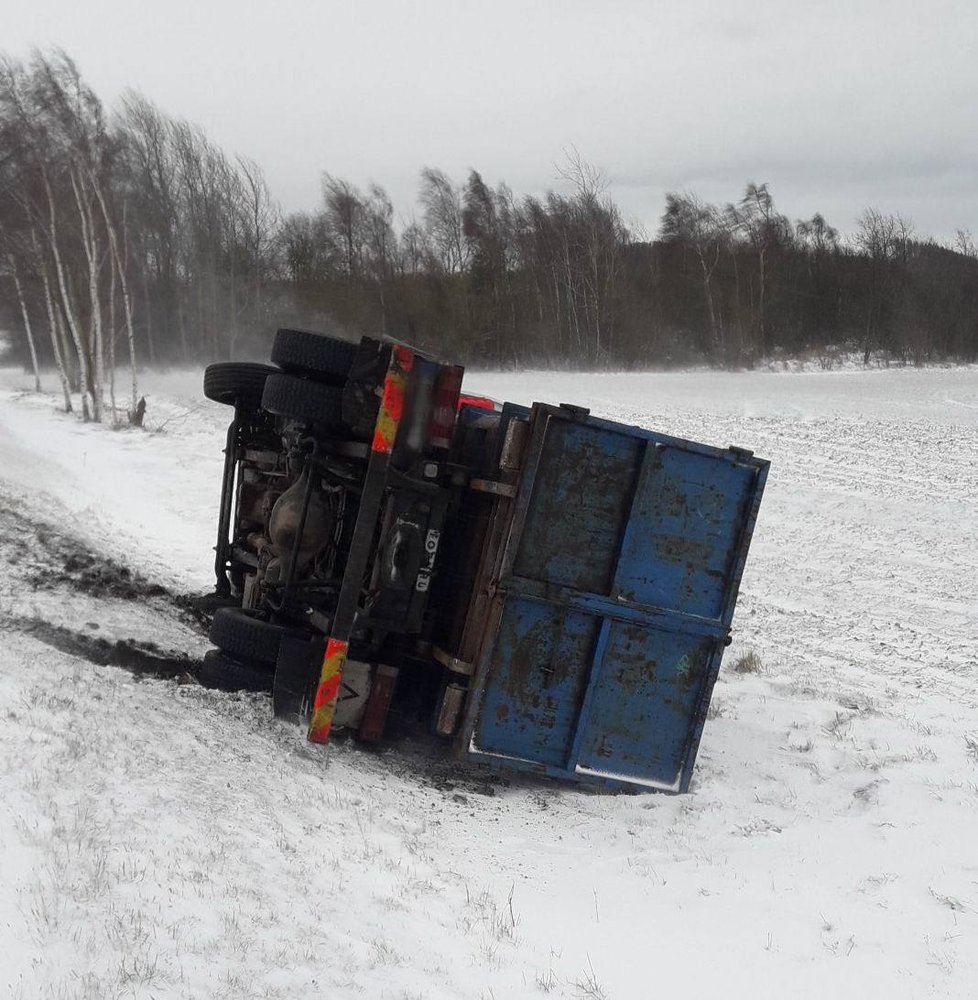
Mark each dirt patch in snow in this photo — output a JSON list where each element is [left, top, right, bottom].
[[374, 735, 509, 799], [2, 497, 168, 601], [29, 545, 168, 601], [9, 616, 198, 680], [1, 486, 210, 682], [1, 489, 211, 628]]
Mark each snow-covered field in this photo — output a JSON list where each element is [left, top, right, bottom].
[[1, 362, 976, 999]]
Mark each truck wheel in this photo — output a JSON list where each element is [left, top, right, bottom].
[[199, 649, 273, 693], [209, 607, 310, 667], [261, 373, 345, 427], [270, 329, 358, 383], [204, 362, 279, 409]]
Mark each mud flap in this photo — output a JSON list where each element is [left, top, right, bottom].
[[272, 634, 320, 725]]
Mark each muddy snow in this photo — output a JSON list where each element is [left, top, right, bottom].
[[0, 363, 976, 999]]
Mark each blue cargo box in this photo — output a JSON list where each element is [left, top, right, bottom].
[[455, 402, 768, 793]]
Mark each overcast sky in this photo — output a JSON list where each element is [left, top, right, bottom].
[[5, 0, 978, 241]]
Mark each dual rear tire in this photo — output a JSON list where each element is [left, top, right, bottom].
[[203, 329, 357, 416], [262, 329, 356, 426], [201, 608, 316, 693]]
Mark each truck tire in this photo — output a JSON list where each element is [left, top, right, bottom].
[[270, 329, 358, 383], [209, 608, 309, 668], [261, 373, 345, 427], [204, 362, 279, 409], [199, 649, 273, 693]]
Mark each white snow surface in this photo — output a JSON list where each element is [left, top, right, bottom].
[[0, 363, 976, 999]]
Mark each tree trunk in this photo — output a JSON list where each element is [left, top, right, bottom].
[[9, 257, 42, 392], [44, 173, 94, 419], [756, 246, 767, 361], [57, 307, 78, 392], [91, 183, 139, 417], [698, 250, 719, 354], [70, 168, 104, 421], [31, 228, 72, 410], [108, 238, 118, 423], [141, 264, 156, 366], [35, 249, 73, 411]]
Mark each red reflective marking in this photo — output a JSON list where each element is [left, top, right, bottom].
[[313, 674, 342, 711], [458, 394, 500, 412], [392, 345, 415, 371], [308, 719, 331, 743], [308, 638, 349, 743], [324, 636, 348, 660], [382, 376, 405, 423], [428, 366, 463, 448]]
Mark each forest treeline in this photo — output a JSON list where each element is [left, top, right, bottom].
[[2, 50, 977, 422]]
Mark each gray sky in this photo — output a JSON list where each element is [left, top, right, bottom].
[[6, 0, 978, 241]]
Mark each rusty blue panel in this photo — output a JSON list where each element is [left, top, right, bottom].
[[574, 623, 719, 790], [512, 421, 641, 592], [471, 601, 598, 768], [460, 404, 768, 794], [615, 445, 758, 622]]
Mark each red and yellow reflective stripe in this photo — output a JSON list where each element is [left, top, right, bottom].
[[371, 345, 414, 454], [309, 346, 416, 745], [307, 637, 349, 744]]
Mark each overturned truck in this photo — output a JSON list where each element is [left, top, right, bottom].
[[201, 329, 768, 793]]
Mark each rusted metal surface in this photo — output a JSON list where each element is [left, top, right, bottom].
[[512, 420, 643, 594], [469, 478, 517, 498], [499, 417, 528, 473], [435, 683, 467, 736], [433, 645, 475, 676], [458, 404, 768, 793]]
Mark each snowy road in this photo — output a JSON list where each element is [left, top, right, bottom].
[[1, 363, 976, 999]]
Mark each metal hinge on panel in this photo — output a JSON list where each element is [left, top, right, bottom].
[[433, 645, 476, 676], [469, 479, 517, 498]]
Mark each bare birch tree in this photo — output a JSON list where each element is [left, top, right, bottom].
[[3, 250, 42, 390]]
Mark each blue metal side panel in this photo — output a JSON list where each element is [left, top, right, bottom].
[[470, 601, 597, 767], [615, 445, 758, 621], [574, 623, 719, 788], [459, 404, 768, 793], [512, 421, 641, 592]]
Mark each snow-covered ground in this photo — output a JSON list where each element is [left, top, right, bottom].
[[0, 362, 976, 999]]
